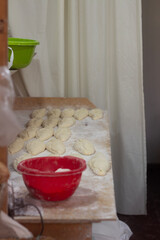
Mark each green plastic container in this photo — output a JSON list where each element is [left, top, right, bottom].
[[8, 38, 40, 70]]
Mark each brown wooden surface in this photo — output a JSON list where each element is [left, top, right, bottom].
[[13, 97, 96, 110], [0, 147, 7, 165], [0, 0, 8, 66], [0, 183, 7, 213], [11, 97, 116, 223], [6, 97, 116, 239], [20, 222, 92, 240], [0, 148, 8, 212], [0, 0, 8, 215]]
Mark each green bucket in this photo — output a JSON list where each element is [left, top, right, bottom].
[[8, 38, 40, 70]]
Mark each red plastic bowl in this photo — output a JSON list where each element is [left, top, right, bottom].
[[17, 156, 86, 201]]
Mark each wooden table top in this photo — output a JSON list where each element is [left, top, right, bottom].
[[9, 97, 117, 223]]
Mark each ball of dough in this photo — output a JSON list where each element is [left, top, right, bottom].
[[54, 127, 71, 142], [88, 152, 111, 176], [31, 108, 47, 118], [89, 108, 103, 120], [46, 139, 66, 155], [48, 108, 61, 118], [58, 117, 76, 127], [74, 108, 88, 120], [42, 116, 59, 128], [18, 126, 37, 141], [73, 138, 95, 155], [13, 153, 32, 172], [27, 118, 43, 128], [61, 108, 75, 118], [55, 168, 71, 173], [8, 137, 24, 154], [26, 139, 46, 155], [36, 127, 54, 141]]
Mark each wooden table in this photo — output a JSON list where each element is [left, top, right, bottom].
[[6, 97, 117, 240]]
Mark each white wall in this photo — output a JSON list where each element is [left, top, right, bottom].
[[142, 0, 160, 163]]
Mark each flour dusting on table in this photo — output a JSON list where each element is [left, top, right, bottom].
[[8, 108, 117, 221]]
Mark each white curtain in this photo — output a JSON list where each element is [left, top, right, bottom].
[[8, 0, 146, 215]]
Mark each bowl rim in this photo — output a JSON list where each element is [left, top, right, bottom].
[[17, 156, 86, 177], [8, 37, 40, 46]]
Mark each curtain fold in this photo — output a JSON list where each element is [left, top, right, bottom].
[[111, 0, 146, 214], [8, 0, 146, 214]]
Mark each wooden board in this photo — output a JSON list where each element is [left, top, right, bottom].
[[0, 0, 8, 213], [13, 97, 96, 110], [19, 222, 92, 240], [0, 0, 8, 66], [9, 97, 117, 225]]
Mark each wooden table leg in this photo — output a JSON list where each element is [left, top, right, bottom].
[[0, 147, 7, 165], [0, 0, 8, 66], [20, 222, 92, 240], [0, 147, 8, 213]]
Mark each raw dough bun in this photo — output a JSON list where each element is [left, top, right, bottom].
[[0, 162, 10, 184], [48, 108, 61, 118], [88, 152, 111, 176], [18, 126, 37, 140], [46, 139, 66, 155], [61, 108, 74, 118], [26, 139, 46, 155], [31, 108, 47, 118], [27, 118, 43, 128], [74, 108, 88, 120], [54, 127, 71, 142], [58, 117, 76, 127], [8, 137, 24, 154], [73, 139, 95, 155], [36, 127, 54, 141], [89, 108, 103, 120], [42, 116, 59, 128], [13, 153, 32, 172]]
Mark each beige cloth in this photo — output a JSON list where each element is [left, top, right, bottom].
[[0, 211, 33, 238], [0, 67, 22, 146]]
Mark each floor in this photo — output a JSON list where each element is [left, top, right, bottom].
[[118, 164, 160, 240]]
